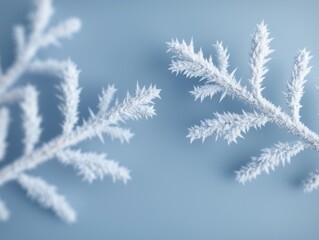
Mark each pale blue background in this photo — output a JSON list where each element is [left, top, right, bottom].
[[1, 0, 319, 239]]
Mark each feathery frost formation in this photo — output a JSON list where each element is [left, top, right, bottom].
[[0, 0, 81, 99], [0, 0, 160, 222], [168, 22, 319, 192]]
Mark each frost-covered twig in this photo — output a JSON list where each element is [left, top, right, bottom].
[[0, 0, 160, 222], [0, 79, 159, 179], [20, 85, 42, 155], [56, 149, 131, 183], [0, 60, 160, 221], [0, 0, 80, 97], [17, 174, 76, 223], [168, 22, 319, 192], [0, 108, 9, 161]]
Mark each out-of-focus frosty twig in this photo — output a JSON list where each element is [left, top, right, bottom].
[[0, 0, 160, 223], [0, 0, 80, 97]]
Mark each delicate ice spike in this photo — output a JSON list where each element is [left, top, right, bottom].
[[249, 21, 274, 98], [40, 18, 81, 47], [20, 85, 42, 155], [57, 149, 131, 184], [187, 112, 268, 144], [236, 141, 308, 184], [0, 108, 10, 161], [286, 49, 311, 122], [98, 85, 117, 115], [58, 60, 81, 135]]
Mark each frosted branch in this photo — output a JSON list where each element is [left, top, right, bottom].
[[30, 0, 54, 35], [0, 108, 10, 161], [214, 41, 229, 74], [249, 21, 273, 98], [190, 84, 222, 102], [236, 141, 308, 184], [18, 174, 76, 223], [0, 0, 160, 221], [0, 87, 28, 104], [98, 85, 117, 115], [40, 18, 81, 47], [20, 85, 42, 155], [28, 58, 66, 76], [58, 60, 81, 134], [286, 49, 311, 122], [0, 0, 80, 96], [106, 83, 161, 124], [168, 21, 319, 191], [104, 126, 134, 143], [0, 83, 160, 187], [188, 111, 268, 144], [57, 149, 131, 183]]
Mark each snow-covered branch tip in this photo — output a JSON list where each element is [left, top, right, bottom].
[[17, 174, 76, 223], [0, 0, 160, 223], [168, 22, 319, 193], [0, 58, 160, 222], [0, 0, 81, 97]]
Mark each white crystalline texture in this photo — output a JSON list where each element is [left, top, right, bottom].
[[236, 141, 308, 184], [20, 85, 42, 155], [168, 22, 319, 192], [286, 49, 311, 122], [18, 174, 76, 223], [0, 0, 81, 96], [57, 149, 131, 183], [98, 85, 117, 114], [0, 108, 9, 161], [58, 60, 81, 134], [188, 111, 268, 144], [249, 21, 273, 98], [0, 0, 160, 222]]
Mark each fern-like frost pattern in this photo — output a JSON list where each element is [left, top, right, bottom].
[[0, 0, 160, 222], [168, 22, 319, 193]]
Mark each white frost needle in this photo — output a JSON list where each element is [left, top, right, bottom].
[[0, 82, 159, 221], [98, 85, 117, 115], [168, 22, 319, 192], [20, 85, 42, 155], [286, 49, 311, 122], [236, 141, 308, 184], [58, 60, 81, 135], [18, 174, 76, 223], [0, 108, 10, 161], [57, 149, 131, 184], [249, 21, 273, 98]]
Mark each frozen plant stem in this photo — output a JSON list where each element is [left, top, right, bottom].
[[0, 0, 160, 222], [168, 22, 319, 192], [0, 0, 80, 96], [173, 47, 319, 150], [0, 84, 160, 186]]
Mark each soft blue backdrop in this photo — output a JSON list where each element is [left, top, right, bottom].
[[1, 0, 319, 239]]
